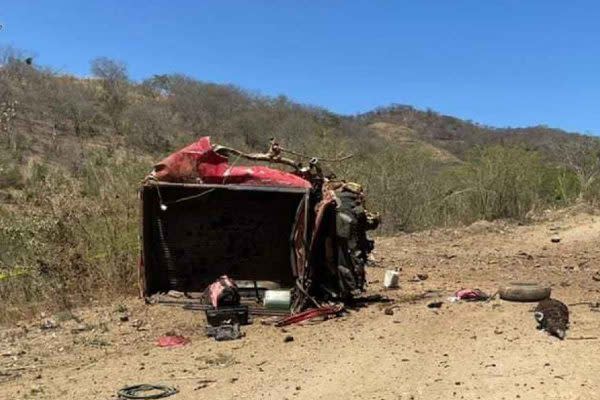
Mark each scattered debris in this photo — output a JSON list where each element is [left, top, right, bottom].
[[384, 304, 399, 315], [384, 269, 400, 288], [274, 305, 343, 327], [71, 323, 92, 334], [117, 384, 178, 399], [263, 289, 291, 310], [40, 319, 58, 330], [206, 323, 244, 341], [166, 290, 185, 298], [427, 301, 443, 309], [156, 335, 190, 348], [499, 282, 551, 302], [454, 288, 490, 302], [534, 298, 569, 340], [283, 335, 294, 343], [204, 275, 240, 308], [193, 380, 216, 390], [205, 306, 250, 326], [131, 319, 145, 330]]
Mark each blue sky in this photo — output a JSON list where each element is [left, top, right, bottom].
[[1, 1, 599, 134]]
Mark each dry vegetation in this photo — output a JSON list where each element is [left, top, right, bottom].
[[2, 45, 600, 321]]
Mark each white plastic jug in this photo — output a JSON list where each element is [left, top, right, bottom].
[[384, 269, 400, 288]]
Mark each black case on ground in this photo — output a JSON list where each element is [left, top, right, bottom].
[[205, 305, 250, 326]]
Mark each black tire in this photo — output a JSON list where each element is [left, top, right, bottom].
[[499, 282, 551, 302]]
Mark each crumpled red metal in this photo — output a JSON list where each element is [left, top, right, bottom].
[[152, 136, 311, 188]]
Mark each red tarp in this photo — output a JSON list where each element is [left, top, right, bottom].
[[152, 136, 311, 188]]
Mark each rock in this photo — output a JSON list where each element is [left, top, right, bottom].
[[592, 272, 600, 282], [71, 323, 91, 334], [551, 236, 561, 243], [427, 301, 443, 309], [40, 319, 58, 330], [131, 319, 144, 328], [30, 385, 42, 394], [119, 313, 130, 322], [417, 273, 429, 281], [384, 307, 395, 316], [283, 335, 294, 343]]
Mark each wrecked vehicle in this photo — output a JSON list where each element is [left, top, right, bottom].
[[138, 137, 379, 312]]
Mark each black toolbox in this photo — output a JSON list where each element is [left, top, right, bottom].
[[205, 305, 250, 326]]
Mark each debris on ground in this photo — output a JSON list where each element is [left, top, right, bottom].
[[40, 319, 58, 330], [449, 288, 490, 302], [202, 276, 251, 341], [263, 290, 291, 310], [384, 269, 400, 288], [206, 323, 244, 341], [274, 305, 344, 327], [427, 301, 443, 309], [156, 334, 190, 348], [283, 335, 294, 343], [499, 282, 551, 302], [534, 298, 569, 340], [117, 383, 178, 399], [384, 304, 399, 315]]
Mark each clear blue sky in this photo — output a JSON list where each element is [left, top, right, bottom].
[[1, 1, 599, 134]]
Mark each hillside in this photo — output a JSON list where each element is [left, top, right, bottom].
[[359, 104, 589, 161], [2, 53, 600, 320]]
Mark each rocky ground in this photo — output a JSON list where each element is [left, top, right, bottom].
[[2, 211, 600, 399]]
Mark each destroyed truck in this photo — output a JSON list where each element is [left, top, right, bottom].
[[138, 137, 379, 312]]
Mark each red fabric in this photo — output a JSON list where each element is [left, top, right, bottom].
[[455, 288, 488, 301], [156, 335, 190, 348], [153, 136, 311, 188]]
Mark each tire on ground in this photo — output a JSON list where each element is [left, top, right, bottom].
[[498, 282, 551, 302]]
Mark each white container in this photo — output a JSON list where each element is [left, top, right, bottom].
[[384, 270, 400, 288], [263, 290, 291, 310]]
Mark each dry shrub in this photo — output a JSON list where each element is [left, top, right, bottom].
[[0, 151, 148, 322]]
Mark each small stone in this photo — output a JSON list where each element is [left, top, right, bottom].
[[551, 236, 561, 243], [283, 335, 294, 343], [427, 301, 443, 309], [119, 313, 130, 322], [40, 319, 58, 330]]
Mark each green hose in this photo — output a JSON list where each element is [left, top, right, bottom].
[[117, 384, 178, 399]]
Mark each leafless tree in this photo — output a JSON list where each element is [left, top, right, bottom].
[[560, 137, 600, 200], [90, 57, 129, 132]]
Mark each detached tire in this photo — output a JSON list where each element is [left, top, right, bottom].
[[499, 282, 551, 302]]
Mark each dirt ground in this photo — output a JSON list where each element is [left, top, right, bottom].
[[2, 211, 600, 400]]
